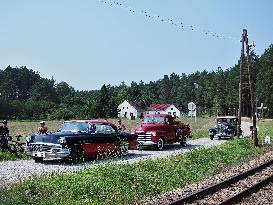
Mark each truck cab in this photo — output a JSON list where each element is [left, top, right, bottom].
[[132, 114, 191, 150]]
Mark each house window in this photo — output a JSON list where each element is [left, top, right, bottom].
[[123, 107, 124, 109], [127, 107, 128, 109], [168, 112, 171, 115], [173, 112, 176, 116], [171, 108, 173, 110]]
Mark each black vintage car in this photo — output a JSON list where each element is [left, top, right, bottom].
[[25, 120, 138, 162], [209, 116, 238, 140]]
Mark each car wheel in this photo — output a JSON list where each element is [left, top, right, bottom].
[[218, 135, 222, 140], [34, 157, 43, 163], [156, 138, 164, 151], [180, 141, 187, 147], [70, 146, 84, 163], [210, 134, 214, 140], [180, 136, 187, 147], [119, 141, 129, 156]]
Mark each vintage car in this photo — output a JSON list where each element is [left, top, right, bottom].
[[25, 120, 138, 162], [132, 114, 191, 150], [209, 116, 238, 140]]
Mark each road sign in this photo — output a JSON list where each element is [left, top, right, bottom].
[[188, 110, 196, 117], [188, 102, 196, 111]]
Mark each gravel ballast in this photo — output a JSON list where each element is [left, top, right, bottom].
[[136, 149, 273, 205]]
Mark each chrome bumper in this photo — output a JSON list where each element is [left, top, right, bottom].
[[136, 133, 156, 146], [25, 143, 70, 158], [216, 133, 232, 137], [137, 141, 157, 146]]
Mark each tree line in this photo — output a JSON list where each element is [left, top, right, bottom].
[[1, 44, 273, 120]]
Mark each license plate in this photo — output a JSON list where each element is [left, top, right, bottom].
[[33, 152, 45, 157]]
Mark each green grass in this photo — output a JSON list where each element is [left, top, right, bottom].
[[0, 138, 260, 205], [0, 151, 27, 161], [182, 117, 215, 139], [257, 119, 273, 146]]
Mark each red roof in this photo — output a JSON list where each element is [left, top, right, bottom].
[[148, 104, 171, 111], [144, 113, 171, 117]]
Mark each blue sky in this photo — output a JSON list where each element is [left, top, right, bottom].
[[1, 0, 273, 90]]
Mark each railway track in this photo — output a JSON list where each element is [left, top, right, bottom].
[[166, 159, 273, 205]]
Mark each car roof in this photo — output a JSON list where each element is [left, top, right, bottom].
[[217, 116, 238, 119], [64, 119, 115, 126]]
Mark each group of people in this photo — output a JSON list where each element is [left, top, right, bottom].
[[0, 120, 48, 137], [0, 118, 126, 138]]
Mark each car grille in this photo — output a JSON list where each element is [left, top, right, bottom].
[[30, 144, 53, 152], [137, 133, 152, 141]]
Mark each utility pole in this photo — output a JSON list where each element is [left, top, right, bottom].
[[237, 30, 245, 138], [238, 29, 258, 146]]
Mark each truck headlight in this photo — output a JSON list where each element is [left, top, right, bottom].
[[58, 137, 66, 144], [147, 132, 157, 136]]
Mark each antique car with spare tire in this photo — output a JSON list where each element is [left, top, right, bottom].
[[209, 116, 238, 140], [25, 120, 138, 163]]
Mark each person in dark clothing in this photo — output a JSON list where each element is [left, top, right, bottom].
[[0, 120, 9, 136], [116, 119, 126, 131], [0, 120, 10, 149]]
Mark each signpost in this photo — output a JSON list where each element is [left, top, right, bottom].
[[188, 102, 197, 131]]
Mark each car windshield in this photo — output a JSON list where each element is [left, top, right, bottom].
[[59, 122, 89, 132], [217, 118, 238, 125], [143, 116, 165, 124]]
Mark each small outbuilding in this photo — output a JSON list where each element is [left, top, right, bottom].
[[117, 100, 144, 120]]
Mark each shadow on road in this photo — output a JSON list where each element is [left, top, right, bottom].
[[37, 143, 204, 166]]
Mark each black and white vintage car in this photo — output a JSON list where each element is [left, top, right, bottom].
[[25, 120, 138, 162]]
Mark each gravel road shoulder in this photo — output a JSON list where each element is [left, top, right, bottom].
[[0, 121, 252, 188]]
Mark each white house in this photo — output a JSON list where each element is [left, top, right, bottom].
[[146, 104, 181, 117], [117, 100, 144, 120]]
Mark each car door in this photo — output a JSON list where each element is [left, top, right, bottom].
[[92, 124, 118, 155], [165, 116, 176, 140]]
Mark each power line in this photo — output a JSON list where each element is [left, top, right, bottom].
[[99, 0, 240, 43]]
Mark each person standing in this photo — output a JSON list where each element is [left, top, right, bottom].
[[116, 119, 126, 131], [0, 120, 10, 149], [37, 121, 48, 135], [0, 120, 9, 136]]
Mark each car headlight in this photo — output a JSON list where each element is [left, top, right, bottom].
[[58, 137, 66, 144], [26, 136, 31, 143]]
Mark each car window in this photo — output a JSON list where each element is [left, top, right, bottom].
[[94, 124, 116, 134], [60, 122, 89, 132], [144, 116, 165, 124]]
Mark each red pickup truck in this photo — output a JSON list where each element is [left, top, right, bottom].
[[132, 114, 191, 150]]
